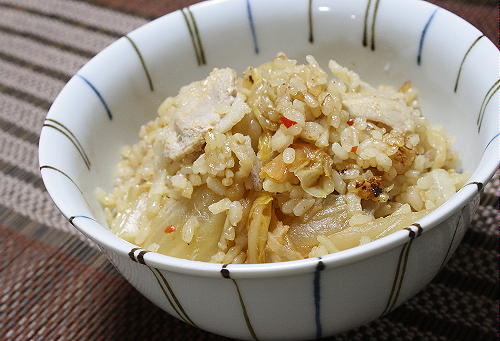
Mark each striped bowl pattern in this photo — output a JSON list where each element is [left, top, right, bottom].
[[39, 0, 499, 339]]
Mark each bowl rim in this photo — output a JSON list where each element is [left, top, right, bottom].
[[39, 0, 499, 279]]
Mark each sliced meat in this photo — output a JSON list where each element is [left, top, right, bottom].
[[390, 145, 416, 174], [157, 68, 248, 161], [343, 93, 415, 132]]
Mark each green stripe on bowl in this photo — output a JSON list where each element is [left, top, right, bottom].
[[477, 79, 499, 132], [362, 0, 372, 47], [42, 121, 91, 170], [40, 165, 83, 194], [362, 0, 381, 50], [221, 265, 259, 341], [44, 118, 91, 167], [440, 207, 466, 269], [181, 7, 206, 66], [124, 35, 155, 92], [149, 266, 189, 324], [454, 35, 484, 93], [130, 249, 197, 327], [370, 0, 381, 50], [382, 241, 409, 315], [153, 268, 199, 327], [308, 0, 314, 43], [382, 225, 420, 315]]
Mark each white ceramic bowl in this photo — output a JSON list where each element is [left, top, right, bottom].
[[39, 0, 499, 339]]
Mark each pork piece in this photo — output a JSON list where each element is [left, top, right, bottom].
[[343, 93, 415, 132], [157, 68, 247, 161]]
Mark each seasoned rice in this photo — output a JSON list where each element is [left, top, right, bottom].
[[97, 54, 468, 264]]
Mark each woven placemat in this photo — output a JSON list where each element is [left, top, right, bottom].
[[0, 0, 497, 340]]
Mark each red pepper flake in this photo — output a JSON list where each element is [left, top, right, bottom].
[[164, 225, 176, 233], [350, 146, 358, 153], [279, 116, 297, 128], [347, 119, 354, 126]]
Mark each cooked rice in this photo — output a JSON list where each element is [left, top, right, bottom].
[[97, 54, 469, 264]]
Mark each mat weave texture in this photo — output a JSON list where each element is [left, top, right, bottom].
[[0, 0, 497, 340]]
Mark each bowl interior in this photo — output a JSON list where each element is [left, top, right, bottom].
[[39, 0, 499, 265]]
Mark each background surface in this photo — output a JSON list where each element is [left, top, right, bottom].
[[0, 0, 497, 340]]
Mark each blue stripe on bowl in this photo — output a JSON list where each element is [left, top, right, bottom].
[[483, 133, 500, 152], [76, 74, 113, 120], [313, 258, 325, 339], [417, 8, 438, 65], [246, 0, 259, 53]]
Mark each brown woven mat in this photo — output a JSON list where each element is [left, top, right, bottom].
[[0, 0, 497, 340]]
